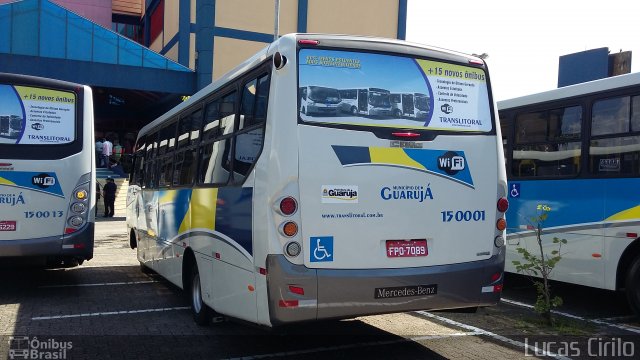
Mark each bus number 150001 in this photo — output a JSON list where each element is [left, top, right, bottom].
[[441, 210, 485, 222], [24, 210, 64, 219]]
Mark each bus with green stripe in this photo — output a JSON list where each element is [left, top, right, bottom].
[[126, 34, 508, 327]]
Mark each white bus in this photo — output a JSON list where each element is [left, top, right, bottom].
[[126, 34, 507, 327], [499, 71, 640, 315], [390, 92, 430, 119], [299, 85, 341, 116], [0, 73, 96, 267], [337, 87, 392, 117]]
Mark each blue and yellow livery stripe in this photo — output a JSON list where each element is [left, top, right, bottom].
[[156, 187, 253, 255], [606, 205, 640, 222], [0, 171, 64, 197], [332, 145, 474, 188]]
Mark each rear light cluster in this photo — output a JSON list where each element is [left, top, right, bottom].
[[494, 197, 509, 247], [65, 184, 90, 234], [276, 196, 302, 258]]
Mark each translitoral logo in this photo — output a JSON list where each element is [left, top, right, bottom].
[[441, 104, 453, 114], [31, 173, 56, 188], [437, 151, 465, 175], [380, 185, 433, 203], [322, 185, 358, 203], [31, 123, 44, 130]]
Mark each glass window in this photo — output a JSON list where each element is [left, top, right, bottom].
[[239, 79, 257, 129], [592, 96, 630, 136], [589, 136, 640, 175], [173, 148, 197, 186], [199, 138, 232, 185], [512, 106, 582, 178], [158, 155, 173, 187], [177, 116, 191, 149], [203, 92, 235, 141], [157, 122, 176, 156], [190, 110, 202, 146], [631, 96, 640, 132]]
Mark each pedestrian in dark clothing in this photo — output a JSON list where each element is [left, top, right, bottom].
[[95, 181, 101, 216], [103, 177, 117, 217]]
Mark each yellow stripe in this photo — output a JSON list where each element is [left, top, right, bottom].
[[369, 147, 425, 170], [606, 205, 640, 221], [0, 177, 16, 186], [189, 188, 218, 230]]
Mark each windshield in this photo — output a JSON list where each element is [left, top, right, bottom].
[[298, 49, 492, 132], [308, 86, 341, 104]]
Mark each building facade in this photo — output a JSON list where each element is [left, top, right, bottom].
[[0, 0, 407, 146]]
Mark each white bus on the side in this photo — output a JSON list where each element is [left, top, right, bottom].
[[126, 34, 507, 327], [0, 73, 96, 267]]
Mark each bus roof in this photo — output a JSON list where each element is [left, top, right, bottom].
[[497, 71, 640, 111], [138, 33, 487, 138]]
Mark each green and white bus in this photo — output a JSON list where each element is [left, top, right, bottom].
[[0, 73, 96, 267], [126, 34, 508, 327]]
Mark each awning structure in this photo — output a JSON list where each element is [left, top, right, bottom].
[[0, 0, 196, 94]]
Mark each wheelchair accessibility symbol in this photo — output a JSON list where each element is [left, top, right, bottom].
[[310, 236, 334, 262], [509, 183, 520, 198]]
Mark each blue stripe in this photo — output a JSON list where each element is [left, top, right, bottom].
[[214, 27, 273, 43], [297, 0, 308, 33], [160, 33, 178, 55], [397, 0, 407, 40]]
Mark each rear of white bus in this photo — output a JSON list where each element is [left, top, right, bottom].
[[0, 73, 95, 267], [264, 35, 508, 325]]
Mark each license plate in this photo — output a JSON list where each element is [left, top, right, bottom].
[[386, 239, 427, 257], [0, 221, 16, 231], [375, 284, 438, 299]]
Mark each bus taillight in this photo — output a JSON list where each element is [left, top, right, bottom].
[[298, 39, 319, 46], [279, 197, 297, 216], [496, 218, 507, 231], [497, 197, 509, 212]]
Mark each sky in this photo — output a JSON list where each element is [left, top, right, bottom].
[[405, 0, 640, 102]]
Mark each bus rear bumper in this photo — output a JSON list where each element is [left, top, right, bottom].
[[266, 252, 504, 326], [0, 223, 94, 261]]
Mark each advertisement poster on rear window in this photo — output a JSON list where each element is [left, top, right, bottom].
[[0, 84, 76, 145], [298, 49, 492, 132]]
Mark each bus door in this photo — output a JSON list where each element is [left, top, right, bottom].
[[402, 94, 414, 116], [358, 89, 368, 113]]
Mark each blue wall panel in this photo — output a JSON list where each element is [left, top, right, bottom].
[[11, 0, 38, 56], [0, 6, 11, 53], [66, 13, 92, 61], [93, 27, 118, 64], [558, 48, 609, 87], [40, 2, 66, 59]]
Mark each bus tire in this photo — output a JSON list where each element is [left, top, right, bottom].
[[190, 263, 212, 326], [351, 106, 358, 115], [394, 109, 402, 117], [129, 230, 137, 249], [625, 255, 640, 317]]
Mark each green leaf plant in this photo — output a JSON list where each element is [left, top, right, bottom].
[[511, 204, 567, 326]]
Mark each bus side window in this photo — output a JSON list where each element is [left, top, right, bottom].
[[232, 74, 269, 184], [198, 92, 236, 185]]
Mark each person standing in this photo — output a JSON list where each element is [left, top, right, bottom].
[[95, 138, 103, 167], [113, 140, 123, 163], [102, 137, 113, 169], [95, 181, 101, 216], [102, 177, 117, 217]]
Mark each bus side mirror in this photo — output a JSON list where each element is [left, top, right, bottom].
[[274, 52, 287, 70]]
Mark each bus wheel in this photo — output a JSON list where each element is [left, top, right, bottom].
[[394, 109, 402, 117], [626, 255, 640, 317], [190, 264, 212, 325], [351, 106, 358, 115], [129, 230, 137, 249]]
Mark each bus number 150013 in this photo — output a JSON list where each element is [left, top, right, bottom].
[[24, 210, 64, 219], [441, 210, 485, 222]]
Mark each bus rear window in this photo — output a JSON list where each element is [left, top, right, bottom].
[[0, 84, 76, 145], [298, 49, 492, 132]]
